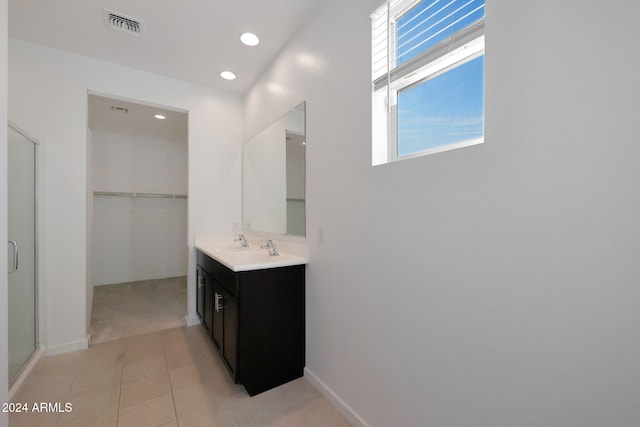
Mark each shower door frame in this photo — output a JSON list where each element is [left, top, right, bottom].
[[7, 122, 42, 389]]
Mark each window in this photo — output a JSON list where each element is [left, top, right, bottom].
[[371, 0, 485, 165]]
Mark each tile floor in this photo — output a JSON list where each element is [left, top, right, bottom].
[[90, 277, 187, 344], [10, 326, 351, 427]]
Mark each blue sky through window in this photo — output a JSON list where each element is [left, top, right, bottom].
[[397, 55, 484, 156]]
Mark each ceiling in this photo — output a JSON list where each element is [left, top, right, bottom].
[[88, 94, 188, 141], [9, 0, 323, 94]]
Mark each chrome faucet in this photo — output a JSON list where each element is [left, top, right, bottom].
[[260, 239, 279, 256], [234, 234, 249, 248]]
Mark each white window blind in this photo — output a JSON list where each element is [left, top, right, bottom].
[[371, 0, 485, 91], [371, 0, 420, 81]]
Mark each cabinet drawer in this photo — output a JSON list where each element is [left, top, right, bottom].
[[209, 257, 237, 295], [196, 250, 212, 272], [197, 250, 236, 295]]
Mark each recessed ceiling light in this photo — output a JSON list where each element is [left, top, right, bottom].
[[240, 32, 260, 47], [220, 71, 237, 80], [154, 114, 166, 120]]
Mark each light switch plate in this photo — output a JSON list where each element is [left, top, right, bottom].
[[318, 226, 326, 244]]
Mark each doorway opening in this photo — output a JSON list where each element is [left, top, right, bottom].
[[87, 93, 189, 344]]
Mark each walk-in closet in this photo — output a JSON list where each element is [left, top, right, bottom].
[[87, 94, 188, 343]]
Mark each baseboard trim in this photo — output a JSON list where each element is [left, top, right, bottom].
[[45, 337, 89, 356], [186, 315, 201, 327], [304, 367, 370, 427]]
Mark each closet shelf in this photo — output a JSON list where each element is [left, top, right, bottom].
[[94, 191, 188, 199]]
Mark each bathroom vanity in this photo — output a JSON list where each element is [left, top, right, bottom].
[[195, 244, 306, 396]]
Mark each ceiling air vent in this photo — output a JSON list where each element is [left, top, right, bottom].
[[103, 9, 144, 38]]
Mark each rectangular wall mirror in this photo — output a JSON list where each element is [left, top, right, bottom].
[[243, 102, 306, 237]]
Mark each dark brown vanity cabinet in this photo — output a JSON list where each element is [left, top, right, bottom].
[[195, 249, 305, 396]]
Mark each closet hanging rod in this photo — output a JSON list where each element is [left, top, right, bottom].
[[94, 191, 188, 199]]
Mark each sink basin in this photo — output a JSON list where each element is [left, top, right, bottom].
[[224, 249, 276, 263], [211, 246, 254, 253]]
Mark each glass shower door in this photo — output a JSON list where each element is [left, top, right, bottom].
[[7, 125, 38, 384]]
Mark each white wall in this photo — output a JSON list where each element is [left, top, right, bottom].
[[92, 131, 188, 195], [244, 1, 640, 426], [9, 39, 243, 351], [0, 0, 9, 423], [92, 197, 188, 285], [91, 130, 188, 285]]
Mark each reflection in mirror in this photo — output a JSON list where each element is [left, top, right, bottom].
[[243, 102, 306, 236]]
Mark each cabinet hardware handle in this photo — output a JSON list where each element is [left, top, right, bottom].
[[215, 292, 223, 312]]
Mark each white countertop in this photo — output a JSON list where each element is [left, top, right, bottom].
[[195, 239, 308, 272]]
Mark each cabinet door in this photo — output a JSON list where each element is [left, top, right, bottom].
[[223, 291, 238, 377], [212, 281, 238, 379], [195, 267, 205, 322], [203, 270, 214, 336], [212, 281, 224, 351]]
